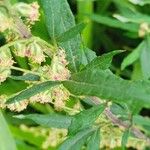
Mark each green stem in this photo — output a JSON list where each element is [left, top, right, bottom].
[[77, 0, 93, 48], [10, 66, 43, 77]]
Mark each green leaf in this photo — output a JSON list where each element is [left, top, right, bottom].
[[121, 41, 144, 70], [140, 35, 150, 79], [56, 23, 86, 43], [79, 48, 96, 67], [6, 81, 60, 104], [58, 127, 96, 150], [0, 111, 17, 150], [87, 128, 100, 150], [41, 0, 82, 72], [85, 50, 124, 70], [88, 14, 139, 32], [121, 129, 130, 150], [63, 69, 150, 108], [10, 74, 40, 81], [15, 113, 72, 129], [133, 115, 150, 127], [68, 104, 105, 135]]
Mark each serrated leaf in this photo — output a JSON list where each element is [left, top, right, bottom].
[[41, 0, 82, 72], [85, 50, 124, 70], [6, 81, 60, 104], [121, 41, 144, 70], [69, 104, 105, 135], [10, 73, 40, 81], [0, 111, 17, 150], [87, 128, 100, 150], [58, 127, 96, 150], [63, 69, 150, 108], [57, 22, 86, 43], [121, 129, 130, 150], [14, 113, 72, 129]]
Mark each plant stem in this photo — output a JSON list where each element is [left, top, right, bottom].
[[77, 0, 93, 48], [10, 66, 42, 77]]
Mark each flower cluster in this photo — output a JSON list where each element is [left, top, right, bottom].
[[14, 2, 40, 25], [0, 43, 71, 111], [0, 48, 14, 83], [0, 1, 40, 41], [14, 41, 45, 64]]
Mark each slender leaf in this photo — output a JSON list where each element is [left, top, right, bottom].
[[133, 115, 150, 127], [121, 41, 144, 70], [10, 74, 40, 81], [58, 127, 96, 150], [140, 35, 150, 79], [88, 14, 139, 32], [121, 129, 130, 150], [15, 113, 72, 129], [87, 128, 100, 150], [6, 81, 60, 104], [0, 111, 17, 150], [57, 23, 86, 43], [63, 69, 150, 108], [69, 104, 105, 135]]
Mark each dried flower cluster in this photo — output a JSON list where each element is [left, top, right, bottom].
[[0, 39, 70, 111]]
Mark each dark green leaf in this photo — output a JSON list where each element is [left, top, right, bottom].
[[6, 81, 60, 104], [85, 50, 123, 70], [41, 0, 82, 72], [10, 74, 40, 81], [15, 113, 72, 129], [87, 128, 100, 150], [0, 111, 17, 150], [69, 104, 105, 135], [58, 127, 96, 150], [63, 69, 150, 108], [57, 23, 86, 43]]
